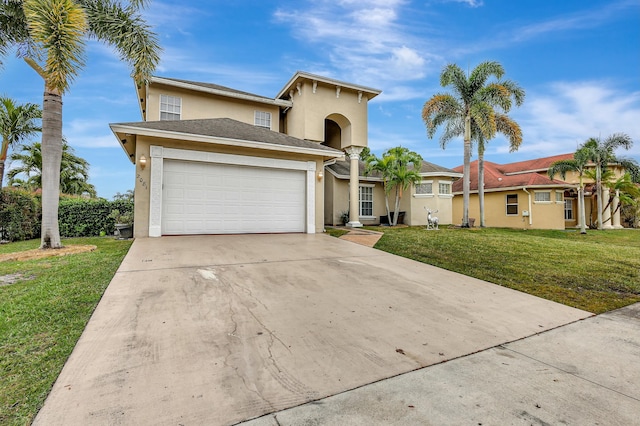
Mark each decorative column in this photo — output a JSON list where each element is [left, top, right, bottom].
[[345, 146, 363, 228], [602, 186, 613, 229], [612, 189, 623, 228]]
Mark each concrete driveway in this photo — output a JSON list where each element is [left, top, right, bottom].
[[34, 234, 592, 425]]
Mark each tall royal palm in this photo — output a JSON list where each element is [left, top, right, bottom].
[[581, 133, 634, 230], [1, 0, 160, 248], [422, 61, 524, 227], [0, 97, 41, 188]]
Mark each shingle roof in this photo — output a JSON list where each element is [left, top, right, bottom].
[[111, 118, 343, 155], [154, 77, 273, 101], [327, 159, 461, 179]]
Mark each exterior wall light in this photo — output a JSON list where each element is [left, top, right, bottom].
[[139, 154, 147, 169], [317, 171, 323, 181]]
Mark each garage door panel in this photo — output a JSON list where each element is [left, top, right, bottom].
[[162, 159, 306, 235]]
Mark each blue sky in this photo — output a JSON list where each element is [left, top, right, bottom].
[[2, 0, 639, 199]]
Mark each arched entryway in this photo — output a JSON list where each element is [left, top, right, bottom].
[[322, 113, 352, 150]]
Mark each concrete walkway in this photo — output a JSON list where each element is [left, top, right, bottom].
[[337, 227, 384, 247], [34, 234, 595, 425]]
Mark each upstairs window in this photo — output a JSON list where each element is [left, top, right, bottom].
[[160, 95, 181, 120], [506, 194, 518, 215], [254, 111, 271, 128], [556, 191, 564, 203]]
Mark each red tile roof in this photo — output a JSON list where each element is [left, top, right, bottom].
[[452, 154, 573, 193]]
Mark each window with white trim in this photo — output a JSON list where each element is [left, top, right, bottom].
[[534, 191, 551, 202], [556, 191, 564, 203], [564, 199, 574, 220], [506, 194, 518, 215], [160, 95, 181, 120], [438, 182, 451, 195], [415, 181, 433, 195], [359, 185, 374, 217], [254, 111, 271, 128]]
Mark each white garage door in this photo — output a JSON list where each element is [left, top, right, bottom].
[[162, 159, 306, 235]]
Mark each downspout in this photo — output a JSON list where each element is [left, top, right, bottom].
[[522, 187, 532, 226]]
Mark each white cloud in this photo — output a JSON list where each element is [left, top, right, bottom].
[[274, 1, 439, 98], [497, 81, 640, 159], [64, 119, 121, 149], [442, 0, 483, 7]]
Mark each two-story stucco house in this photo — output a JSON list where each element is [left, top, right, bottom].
[[110, 72, 460, 237]]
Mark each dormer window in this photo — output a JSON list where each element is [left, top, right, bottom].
[[254, 111, 271, 129], [160, 95, 181, 120]]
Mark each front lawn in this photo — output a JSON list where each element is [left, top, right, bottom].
[[370, 227, 640, 314], [0, 237, 132, 425]]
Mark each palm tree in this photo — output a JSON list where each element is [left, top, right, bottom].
[[385, 146, 423, 226], [602, 173, 640, 222], [0, 96, 41, 188], [455, 113, 523, 227], [364, 146, 423, 226], [580, 134, 634, 230], [1, 0, 160, 248], [422, 61, 523, 227], [548, 147, 591, 234], [8, 140, 97, 197], [364, 152, 395, 225]]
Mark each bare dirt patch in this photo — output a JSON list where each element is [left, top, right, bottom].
[[0, 245, 97, 263]]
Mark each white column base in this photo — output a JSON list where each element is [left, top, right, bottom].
[[602, 224, 614, 230], [613, 225, 624, 229], [346, 221, 363, 228]]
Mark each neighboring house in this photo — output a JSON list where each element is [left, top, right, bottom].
[[452, 153, 630, 230], [325, 160, 462, 226]]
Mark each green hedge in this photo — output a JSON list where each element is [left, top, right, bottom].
[[0, 189, 134, 241], [58, 197, 134, 237], [0, 189, 41, 242]]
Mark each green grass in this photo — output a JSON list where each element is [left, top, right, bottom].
[[370, 227, 640, 314], [0, 237, 132, 425], [325, 227, 350, 238]]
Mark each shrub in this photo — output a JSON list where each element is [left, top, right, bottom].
[[0, 191, 134, 241], [0, 189, 41, 242], [58, 197, 134, 237]]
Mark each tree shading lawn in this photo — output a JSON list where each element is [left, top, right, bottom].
[[0, 237, 132, 425], [371, 227, 640, 314]]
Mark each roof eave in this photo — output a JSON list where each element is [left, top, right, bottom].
[[276, 71, 382, 100], [152, 77, 293, 108], [109, 124, 344, 159]]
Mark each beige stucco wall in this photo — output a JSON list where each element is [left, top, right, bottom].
[[452, 189, 566, 230], [285, 80, 369, 147], [146, 84, 281, 131], [133, 136, 326, 237], [401, 178, 457, 226], [324, 175, 387, 226]]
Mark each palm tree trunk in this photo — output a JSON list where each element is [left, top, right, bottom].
[[478, 143, 485, 227], [0, 158, 6, 188], [40, 85, 63, 249], [392, 186, 400, 226], [462, 114, 471, 227], [578, 184, 586, 234], [596, 166, 603, 230]]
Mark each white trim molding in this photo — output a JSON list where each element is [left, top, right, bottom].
[[148, 145, 316, 237]]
